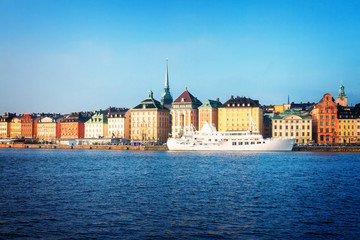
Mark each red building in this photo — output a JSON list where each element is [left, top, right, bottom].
[[60, 113, 89, 138], [311, 93, 338, 144], [21, 114, 38, 139]]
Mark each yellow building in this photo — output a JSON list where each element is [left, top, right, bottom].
[[0, 113, 15, 138], [131, 90, 170, 143], [274, 104, 290, 113], [272, 109, 312, 144], [218, 96, 263, 133], [10, 117, 22, 138], [37, 117, 59, 142], [337, 106, 356, 144]]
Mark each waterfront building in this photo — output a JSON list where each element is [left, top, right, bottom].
[[311, 93, 338, 144], [60, 113, 90, 138], [37, 116, 61, 142], [272, 109, 312, 144], [198, 98, 222, 130], [131, 90, 170, 143], [85, 112, 108, 138], [0, 113, 15, 138], [107, 108, 130, 139], [356, 104, 360, 142], [336, 81, 348, 107], [10, 117, 22, 138], [160, 58, 173, 109], [21, 114, 37, 139], [218, 96, 263, 134], [263, 112, 275, 138], [337, 105, 356, 144], [171, 87, 202, 137]]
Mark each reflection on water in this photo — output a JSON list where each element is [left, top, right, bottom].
[[0, 149, 359, 239]]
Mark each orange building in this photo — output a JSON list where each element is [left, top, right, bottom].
[[60, 113, 89, 138], [198, 98, 222, 130], [21, 114, 38, 139], [171, 87, 202, 137], [311, 93, 338, 144]]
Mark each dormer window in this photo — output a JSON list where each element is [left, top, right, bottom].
[[181, 98, 185, 102]]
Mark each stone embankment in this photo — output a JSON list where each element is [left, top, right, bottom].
[[0, 144, 168, 151], [1, 144, 360, 152], [293, 146, 360, 152]]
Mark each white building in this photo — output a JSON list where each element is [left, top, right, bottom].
[[85, 113, 108, 139], [108, 110, 130, 139]]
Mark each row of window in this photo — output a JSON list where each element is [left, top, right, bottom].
[[274, 132, 310, 137], [232, 141, 264, 145], [339, 132, 355, 136], [274, 125, 310, 130]]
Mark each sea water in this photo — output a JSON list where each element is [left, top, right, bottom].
[[0, 149, 359, 239]]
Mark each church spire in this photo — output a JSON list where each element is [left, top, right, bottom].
[[165, 57, 169, 90], [161, 58, 173, 108], [336, 80, 348, 107]]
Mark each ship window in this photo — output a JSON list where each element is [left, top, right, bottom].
[[208, 139, 211, 141], [257, 142, 261, 144], [215, 139, 218, 141], [263, 141, 265, 144], [239, 142, 243, 145], [251, 142, 255, 144], [245, 142, 249, 145], [232, 142, 236, 145]]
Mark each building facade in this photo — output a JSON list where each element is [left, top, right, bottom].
[[337, 105, 356, 144], [311, 93, 338, 144], [272, 109, 312, 144], [60, 113, 89, 138], [171, 87, 202, 137], [107, 109, 130, 139], [0, 113, 15, 138], [218, 96, 263, 133], [10, 117, 22, 138], [356, 104, 360, 143], [37, 116, 60, 142], [131, 90, 171, 143], [21, 114, 37, 139], [85, 112, 108, 138], [198, 99, 222, 130]]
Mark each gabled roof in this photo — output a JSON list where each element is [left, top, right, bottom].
[[199, 99, 222, 109], [221, 96, 260, 108], [132, 90, 168, 110], [173, 87, 202, 107]]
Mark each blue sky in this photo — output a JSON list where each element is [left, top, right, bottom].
[[1, 0, 359, 114]]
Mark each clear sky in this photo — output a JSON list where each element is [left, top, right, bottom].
[[1, 0, 359, 114]]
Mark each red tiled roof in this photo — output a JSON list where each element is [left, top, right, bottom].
[[173, 87, 201, 106]]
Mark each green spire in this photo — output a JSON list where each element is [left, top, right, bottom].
[[148, 89, 153, 99], [337, 80, 347, 99]]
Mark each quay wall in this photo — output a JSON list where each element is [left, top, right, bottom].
[[0, 144, 168, 151], [1, 144, 360, 152], [292, 146, 360, 152]]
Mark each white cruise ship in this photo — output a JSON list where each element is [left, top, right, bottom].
[[167, 123, 295, 151]]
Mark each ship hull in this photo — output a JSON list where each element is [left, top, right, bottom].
[[167, 137, 295, 152]]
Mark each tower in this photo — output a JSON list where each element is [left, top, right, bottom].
[[161, 58, 173, 109], [336, 80, 348, 107]]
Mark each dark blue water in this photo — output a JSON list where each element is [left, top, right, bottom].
[[0, 149, 359, 239]]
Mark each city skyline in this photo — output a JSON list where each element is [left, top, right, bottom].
[[1, 0, 360, 114]]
